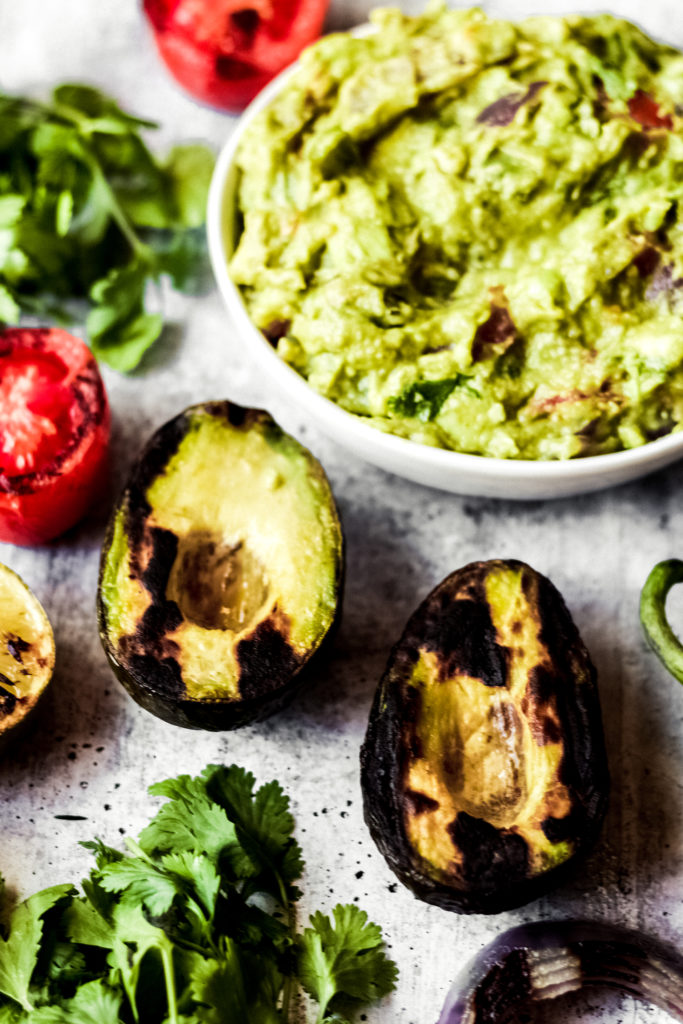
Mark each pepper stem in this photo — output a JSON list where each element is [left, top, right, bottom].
[[640, 558, 683, 684]]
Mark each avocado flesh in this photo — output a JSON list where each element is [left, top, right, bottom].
[[99, 404, 343, 721], [0, 564, 55, 745], [361, 560, 609, 913], [403, 566, 572, 887]]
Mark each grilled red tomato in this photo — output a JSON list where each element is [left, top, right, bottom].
[[0, 328, 110, 546], [143, 0, 329, 112]]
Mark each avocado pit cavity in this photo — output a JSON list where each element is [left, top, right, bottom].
[[167, 531, 268, 632]]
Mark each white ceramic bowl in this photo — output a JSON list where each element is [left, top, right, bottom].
[[207, 55, 683, 501]]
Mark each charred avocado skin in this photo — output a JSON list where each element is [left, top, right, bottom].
[[360, 560, 609, 914], [97, 401, 344, 730]]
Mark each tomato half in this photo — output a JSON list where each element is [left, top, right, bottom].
[[0, 328, 110, 546], [143, 0, 330, 112]]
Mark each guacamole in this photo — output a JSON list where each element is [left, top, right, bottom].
[[229, 4, 683, 460]]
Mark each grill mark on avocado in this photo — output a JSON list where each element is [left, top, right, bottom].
[[0, 669, 21, 716], [117, 526, 184, 697], [401, 684, 424, 762], [139, 527, 179, 600], [420, 595, 509, 687], [209, 402, 251, 427], [125, 412, 191, 555], [534, 571, 606, 801], [541, 808, 580, 844], [449, 812, 530, 887], [524, 665, 563, 745], [7, 635, 30, 662], [405, 789, 440, 816], [237, 611, 302, 699], [122, 651, 184, 698]]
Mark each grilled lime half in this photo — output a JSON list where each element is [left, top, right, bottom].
[[0, 563, 55, 750]]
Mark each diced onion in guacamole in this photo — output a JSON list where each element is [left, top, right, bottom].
[[230, 3, 683, 460]]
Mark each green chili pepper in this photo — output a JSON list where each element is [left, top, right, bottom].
[[640, 559, 683, 684]]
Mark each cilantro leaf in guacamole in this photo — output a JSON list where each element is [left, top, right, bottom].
[[231, 4, 683, 461]]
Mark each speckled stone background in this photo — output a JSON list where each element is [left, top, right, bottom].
[[1, 2, 682, 1022]]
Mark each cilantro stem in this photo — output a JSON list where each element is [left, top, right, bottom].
[[89, 159, 151, 261], [277, 872, 296, 1023], [172, 935, 217, 958], [49, 97, 151, 263], [159, 940, 179, 1024], [225, 935, 251, 1018]]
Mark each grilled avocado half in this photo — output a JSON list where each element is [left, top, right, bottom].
[[98, 402, 344, 729], [360, 559, 609, 913]]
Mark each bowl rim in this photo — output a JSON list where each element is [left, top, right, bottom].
[[206, 30, 683, 493]]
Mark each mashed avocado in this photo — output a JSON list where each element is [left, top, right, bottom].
[[230, 3, 683, 460]]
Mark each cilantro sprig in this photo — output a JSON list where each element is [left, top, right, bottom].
[[0, 765, 397, 1024], [0, 84, 214, 371]]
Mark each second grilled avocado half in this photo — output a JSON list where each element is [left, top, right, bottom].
[[361, 559, 609, 913], [98, 402, 344, 729]]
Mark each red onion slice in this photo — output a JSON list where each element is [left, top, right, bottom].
[[438, 921, 683, 1023]]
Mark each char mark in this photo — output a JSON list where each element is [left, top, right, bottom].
[[0, 690, 17, 714], [7, 636, 30, 662], [526, 665, 563, 744], [123, 653, 184, 699], [125, 412, 191, 534], [404, 789, 440, 816], [419, 594, 509, 687], [541, 808, 582, 844], [117, 526, 185, 697], [449, 812, 530, 890], [237, 618, 302, 700]]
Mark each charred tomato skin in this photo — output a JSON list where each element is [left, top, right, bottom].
[[143, 0, 330, 113], [0, 328, 110, 546], [360, 560, 609, 914], [97, 401, 344, 730]]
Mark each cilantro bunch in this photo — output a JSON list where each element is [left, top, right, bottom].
[[0, 84, 214, 371], [0, 765, 397, 1024]]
